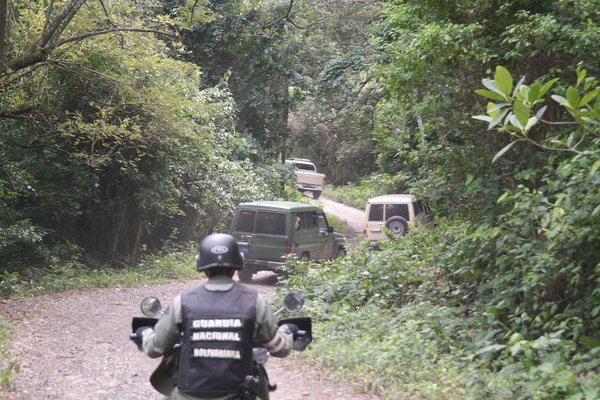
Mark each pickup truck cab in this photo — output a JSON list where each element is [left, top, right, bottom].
[[285, 158, 325, 200], [230, 201, 346, 281]]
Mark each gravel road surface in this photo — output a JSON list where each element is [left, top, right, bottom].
[[1, 273, 379, 400]]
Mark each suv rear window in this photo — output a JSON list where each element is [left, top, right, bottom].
[[368, 204, 384, 221], [255, 212, 286, 236], [386, 203, 409, 220], [235, 210, 255, 233]]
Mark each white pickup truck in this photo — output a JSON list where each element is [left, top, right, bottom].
[[285, 158, 325, 199]]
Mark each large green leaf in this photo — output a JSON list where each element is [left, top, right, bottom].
[[551, 94, 568, 106], [488, 109, 508, 129], [580, 89, 600, 107], [482, 78, 506, 98], [528, 82, 542, 103], [566, 86, 580, 109], [513, 100, 530, 127], [472, 115, 493, 122], [492, 141, 517, 163], [475, 89, 506, 101], [576, 69, 587, 87], [579, 336, 600, 349], [524, 117, 538, 133], [494, 66, 513, 97], [539, 78, 560, 97]]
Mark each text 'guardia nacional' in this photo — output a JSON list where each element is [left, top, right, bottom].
[[192, 319, 243, 329], [192, 331, 241, 342]]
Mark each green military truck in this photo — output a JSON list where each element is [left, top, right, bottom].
[[230, 201, 346, 281]]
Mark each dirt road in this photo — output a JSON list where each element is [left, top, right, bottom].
[[314, 197, 365, 239], [1, 273, 379, 400]]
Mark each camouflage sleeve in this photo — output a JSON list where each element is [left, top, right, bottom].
[[254, 294, 293, 358], [141, 295, 182, 358]]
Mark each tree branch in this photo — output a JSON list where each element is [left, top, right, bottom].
[[190, 0, 200, 26], [55, 27, 177, 47], [40, 0, 87, 49], [0, 106, 36, 119], [265, 0, 325, 30]]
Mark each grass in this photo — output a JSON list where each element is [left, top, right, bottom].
[[1, 249, 199, 299], [0, 319, 19, 391], [325, 212, 347, 234]]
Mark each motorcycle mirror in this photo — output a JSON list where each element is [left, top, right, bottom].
[[283, 293, 303, 313], [141, 296, 162, 317]]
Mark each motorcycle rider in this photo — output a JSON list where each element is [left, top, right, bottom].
[[136, 233, 294, 400]]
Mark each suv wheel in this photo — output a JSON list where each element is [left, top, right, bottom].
[[336, 248, 346, 258], [385, 216, 408, 237]]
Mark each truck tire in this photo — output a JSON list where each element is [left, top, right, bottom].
[[336, 248, 346, 258], [312, 190, 322, 200], [385, 216, 408, 237]]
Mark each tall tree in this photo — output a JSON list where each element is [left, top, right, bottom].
[[172, 0, 301, 159], [286, 0, 382, 184], [0, 0, 280, 272]]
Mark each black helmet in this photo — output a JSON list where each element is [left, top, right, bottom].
[[196, 233, 244, 271]]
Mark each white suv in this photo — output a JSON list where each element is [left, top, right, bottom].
[[363, 194, 430, 241]]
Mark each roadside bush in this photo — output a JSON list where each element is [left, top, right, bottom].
[[323, 173, 403, 209], [0, 247, 199, 298], [287, 218, 600, 399], [306, 302, 486, 399], [483, 152, 600, 341]]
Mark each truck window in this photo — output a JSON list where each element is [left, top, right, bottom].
[[295, 163, 315, 171], [317, 213, 329, 232], [235, 210, 255, 233], [308, 212, 318, 229], [255, 212, 286, 236], [368, 204, 384, 221], [295, 212, 317, 230], [414, 201, 422, 216], [386, 204, 409, 220]]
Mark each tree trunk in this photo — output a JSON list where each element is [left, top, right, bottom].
[[130, 221, 144, 266], [280, 76, 289, 161], [0, 0, 7, 71]]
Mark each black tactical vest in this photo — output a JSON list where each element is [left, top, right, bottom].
[[177, 283, 257, 394]]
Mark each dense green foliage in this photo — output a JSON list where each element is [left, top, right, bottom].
[[288, 220, 599, 398], [285, 0, 381, 184], [0, 1, 298, 281], [322, 173, 402, 209], [287, 0, 600, 398], [0, 246, 201, 298]]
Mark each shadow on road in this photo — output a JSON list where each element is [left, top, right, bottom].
[[238, 271, 283, 288]]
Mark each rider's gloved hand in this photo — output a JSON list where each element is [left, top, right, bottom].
[[134, 326, 152, 351], [284, 323, 300, 338], [136, 326, 152, 338]]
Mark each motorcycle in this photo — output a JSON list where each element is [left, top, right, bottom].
[[130, 292, 313, 399]]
